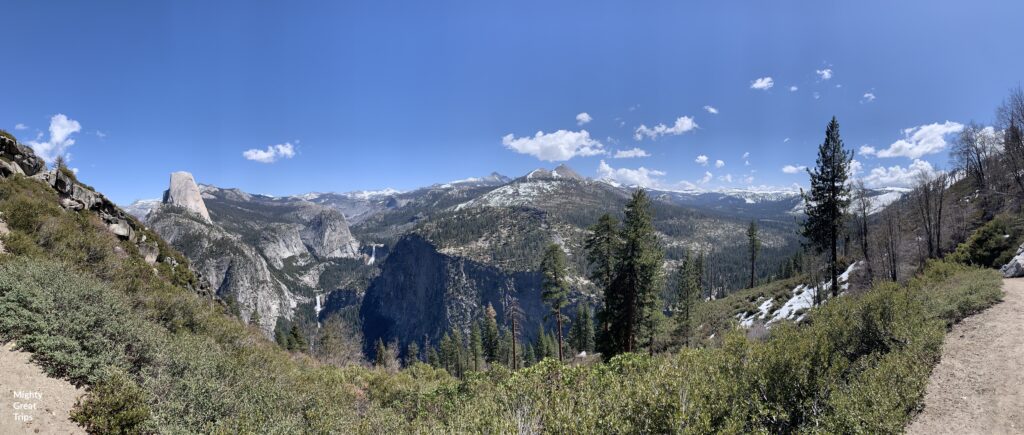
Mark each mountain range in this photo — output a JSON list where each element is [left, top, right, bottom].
[[126, 164, 904, 358]]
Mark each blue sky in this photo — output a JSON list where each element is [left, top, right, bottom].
[[2, 1, 1022, 204]]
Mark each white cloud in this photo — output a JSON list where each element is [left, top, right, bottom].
[[14, 123, 27, 130], [874, 121, 964, 159], [613, 147, 650, 159], [576, 112, 592, 125], [816, 68, 833, 80], [741, 152, 750, 159], [26, 114, 82, 163], [750, 77, 774, 90], [789, 86, 798, 92], [597, 160, 666, 188], [783, 137, 790, 143], [699, 171, 713, 184], [813, 92, 821, 100], [860, 145, 876, 156], [95, 130, 107, 138], [703, 105, 719, 115], [695, 155, 709, 166], [634, 116, 698, 140], [719, 174, 733, 183], [863, 159, 937, 188], [242, 142, 297, 163], [782, 165, 806, 174], [862, 92, 876, 103], [502, 129, 605, 161], [849, 159, 863, 176], [715, 159, 725, 168]]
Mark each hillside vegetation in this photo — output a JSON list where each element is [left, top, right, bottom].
[[0, 172, 1004, 433]]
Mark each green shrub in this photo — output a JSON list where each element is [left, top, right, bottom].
[[949, 214, 1024, 268], [72, 367, 154, 434]]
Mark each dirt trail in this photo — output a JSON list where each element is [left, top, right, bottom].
[[907, 278, 1024, 435], [0, 342, 85, 434]]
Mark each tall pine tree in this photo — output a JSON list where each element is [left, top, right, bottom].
[[599, 189, 663, 357], [568, 303, 595, 353], [747, 220, 761, 288], [540, 243, 569, 361], [802, 116, 854, 299], [673, 252, 702, 347]]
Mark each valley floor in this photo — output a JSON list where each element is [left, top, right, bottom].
[[907, 279, 1024, 435], [0, 342, 84, 434]]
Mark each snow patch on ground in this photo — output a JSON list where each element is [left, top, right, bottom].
[[737, 261, 861, 327]]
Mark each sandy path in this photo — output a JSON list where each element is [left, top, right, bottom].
[[0, 342, 85, 434], [907, 278, 1024, 435]]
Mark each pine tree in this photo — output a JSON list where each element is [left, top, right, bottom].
[[673, 253, 701, 347], [426, 346, 440, 367], [802, 116, 854, 299], [248, 308, 261, 326], [585, 213, 621, 291], [747, 221, 761, 288], [586, 213, 620, 356], [287, 324, 307, 352], [374, 338, 388, 367], [405, 341, 420, 367], [524, 343, 536, 367], [568, 303, 595, 353], [540, 243, 569, 361], [599, 189, 663, 357], [482, 304, 500, 362], [469, 322, 483, 371]]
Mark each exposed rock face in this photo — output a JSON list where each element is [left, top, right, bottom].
[[147, 176, 364, 337], [30, 169, 138, 242], [148, 207, 300, 336], [359, 234, 549, 358], [1001, 244, 1024, 278], [163, 172, 211, 223], [0, 135, 45, 177]]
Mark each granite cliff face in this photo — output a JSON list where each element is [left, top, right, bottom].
[[147, 173, 364, 337], [359, 234, 553, 357], [164, 172, 211, 222]]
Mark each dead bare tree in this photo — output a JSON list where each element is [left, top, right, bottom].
[[952, 122, 997, 192], [879, 204, 902, 282], [997, 87, 1024, 200], [912, 172, 947, 259], [852, 180, 873, 282]]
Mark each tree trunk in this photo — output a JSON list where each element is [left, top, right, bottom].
[[555, 312, 563, 361], [511, 316, 517, 370], [831, 229, 839, 298]]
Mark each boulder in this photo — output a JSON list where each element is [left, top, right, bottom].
[[163, 172, 212, 223], [0, 136, 45, 176], [1000, 244, 1024, 278], [0, 159, 25, 177]]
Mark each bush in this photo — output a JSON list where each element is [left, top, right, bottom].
[[72, 368, 153, 434], [948, 214, 1024, 268]]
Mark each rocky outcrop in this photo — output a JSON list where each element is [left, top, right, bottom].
[[1001, 244, 1024, 278], [0, 135, 45, 177], [163, 172, 211, 223], [30, 169, 139, 242]]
